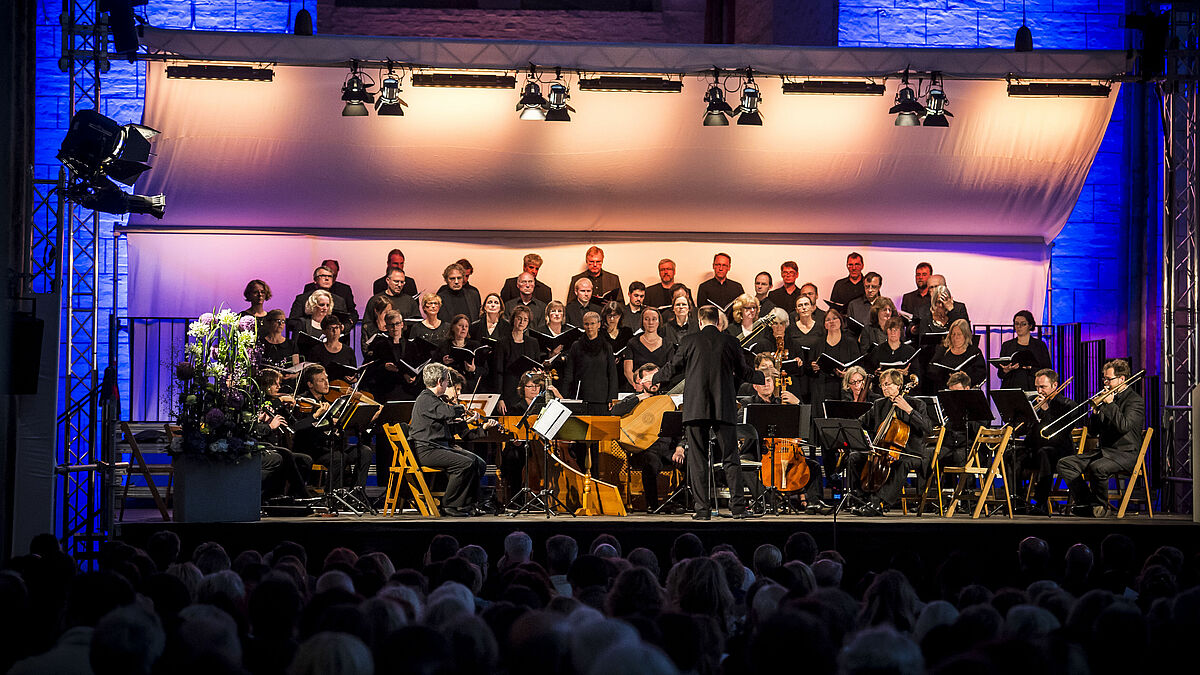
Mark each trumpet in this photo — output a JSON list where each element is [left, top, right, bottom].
[[1039, 370, 1144, 439]]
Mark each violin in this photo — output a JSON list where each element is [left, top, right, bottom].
[[860, 374, 920, 493]]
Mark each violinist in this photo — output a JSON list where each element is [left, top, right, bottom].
[[291, 365, 374, 489], [470, 293, 511, 343], [622, 308, 675, 390], [251, 370, 313, 499], [611, 364, 685, 513], [738, 357, 830, 514], [493, 305, 542, 415], [847, 368, 932, 515], [408, 363, 498, 517], [562, 311, 619, 414], [997, 310, 1052, 391], [1056, 358, 1144, 518], [439, 314, 486, 391], [257, 309, 298, 369], [840, 366, 879, 404], [1017, 368, 1078, 515], [304, 316, 357, 374]]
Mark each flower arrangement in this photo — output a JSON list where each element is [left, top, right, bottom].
[[173, 308, 264, 460]]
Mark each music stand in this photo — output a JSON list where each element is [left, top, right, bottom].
[[989, 389, 1039, 431], [813, 418, 873, 517], [320, 393, 381, 516], [822, 400, 873, 421], [742, 404, 803, 515], [936, 389, 994, 428], [651, 411, 690, 514], [512, 399, 575, 518]]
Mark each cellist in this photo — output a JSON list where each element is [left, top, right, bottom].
[[846, 368, 932, 516]]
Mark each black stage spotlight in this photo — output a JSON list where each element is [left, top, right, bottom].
[[889, 69, 926, 126], [703, 69, 732, 126], [545, 80, 573, 122], [1015, 0, 1033, 52], [375, 63, 407, 116], [99, 0, 146, 58], [57, 108, 165, 218], [517, 67, 548, 121], [922, 72, 952, 127], [341, 61, 375, 117], [732, 68, 763, 126]]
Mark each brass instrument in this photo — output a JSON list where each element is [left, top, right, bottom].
[[1039, 370, 1144, 439], [1013, 376, 1072, 433]]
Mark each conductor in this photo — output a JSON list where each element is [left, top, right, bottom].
[[653, 305, 762, 520]]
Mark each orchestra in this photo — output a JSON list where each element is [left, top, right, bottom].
[[210, 244, 1144, 520]]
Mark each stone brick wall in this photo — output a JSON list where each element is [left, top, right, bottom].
[[317, 0, 706, 42], [838, 0, 1133, 356]]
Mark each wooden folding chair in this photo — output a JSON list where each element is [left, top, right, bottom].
[[381, 423, 444, 517], [944, 426, 1014, 519], [1113, 428, 1154, 518], [906, 427, 946, 516], [1024, 427, 1088, 517], [117, 422, 173, 522]]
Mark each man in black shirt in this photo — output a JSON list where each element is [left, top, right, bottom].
[[368, 268, 420, 319], [899, 261, 933, 315], [752, 272, 776, 315], [291, 366, 374, 489], [644, 258, 679, 309], [1019, 368, 1079, 515], [300, 259, 357, 320], [622, 281, 647, 330], [504, 272, 547, 329], [799, 282, 826, 326], [565, 277, 598, 327], [767, 261, 802, 313], [830, 252, 866, 307], [500, 253, 553, 304], [290, 265, 357, 327], [372, 248, 420, 296], [846, 271, 882, 326], [408, 363, 498, 516], [697, 252, 744, 319], [570, 245, 623, 305], [436, 263, 480, 321]]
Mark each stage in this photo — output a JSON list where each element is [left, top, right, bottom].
[[115, 509, 1199, 591]]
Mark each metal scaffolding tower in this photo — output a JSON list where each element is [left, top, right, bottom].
[[1162, 5, 1200, 513]]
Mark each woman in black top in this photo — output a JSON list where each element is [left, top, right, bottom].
[[439, 314, 486, 392], [998, 310, 1052, 391], [295, 289, 334, 341], [493, 305, 542, 414], [363, 310, 422, 401], [562, 311, 619, 414], [410, 292, 450, 344], [664, 291, 696, 344], [257, 309, 298, 368], [869, 317, 918, 381], [810, 309, 862, 407], [786, 295, 825, 403], [361, 297, 391, 356], [926, 318, 987, 393], [305, 315, 357, 375], [622, 308, 676, 390], [240, 279, 271, 331], [859, 297, 897, 352], [470, 293, 510, 343]]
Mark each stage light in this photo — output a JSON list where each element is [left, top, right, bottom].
[[1006, 81, 1112, 97], [782, 80, 885, 95], [545, 81, 573, 122], [889, 70, 925, 127], [702, 69, 732, 126], [99, 0, 145, 58], [578, 76, 682, 92], [411, 72, 517, 88], [165, 65, 274, 81], [341, 61, 375, 117], [1015, 0, 1033, 51], [57, 108, 165, 218], [516, 66, 548, 120], [375, 63, 407, 116], [732, 69, 763, 126], [922, 72, 952, 127]]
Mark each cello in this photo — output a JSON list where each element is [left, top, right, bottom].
[[860, 373, 920, 493]]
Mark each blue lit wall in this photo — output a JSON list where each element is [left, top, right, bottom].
[[839, 0, 1135, 356]]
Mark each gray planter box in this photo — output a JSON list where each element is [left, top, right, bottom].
[[173, 453, 262, 523]]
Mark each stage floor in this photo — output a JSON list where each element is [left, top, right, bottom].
[[116, 508, 1199, 588]]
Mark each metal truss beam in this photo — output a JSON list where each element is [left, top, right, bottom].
[[1162, 5, 1200, 514]]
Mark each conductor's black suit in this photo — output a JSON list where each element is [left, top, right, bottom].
[[654, 323, 758, 516]]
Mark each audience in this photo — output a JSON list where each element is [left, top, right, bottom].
[[3, 526, 1196, 675]]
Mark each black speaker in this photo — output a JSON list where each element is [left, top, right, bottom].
[[10, 312, 43, 395]]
